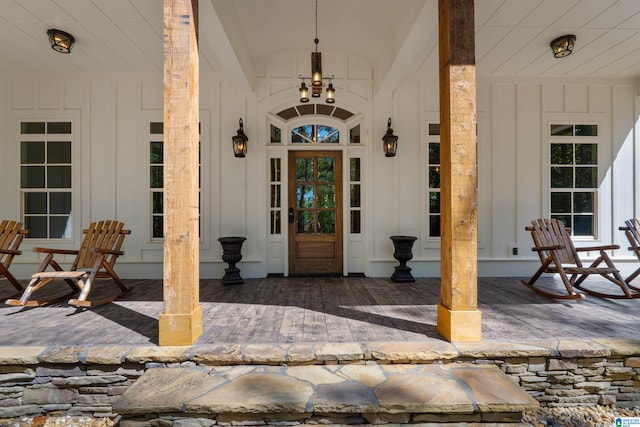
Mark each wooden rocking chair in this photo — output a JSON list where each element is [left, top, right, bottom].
[[0, 220, 29, 301], [521, 218, 640, 299], [5, 220, 131, 308], [619, 218, 640, 287]]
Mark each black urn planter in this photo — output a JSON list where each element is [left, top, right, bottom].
[[218, 237, 246, 285], [390, 235, 417, 283]]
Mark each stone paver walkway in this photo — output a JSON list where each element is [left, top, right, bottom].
[[114, 363, 539, 425]]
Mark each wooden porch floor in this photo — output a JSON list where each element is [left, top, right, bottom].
[[1, 276, 639, 347]]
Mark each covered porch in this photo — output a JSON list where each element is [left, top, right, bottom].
[[2, 276, 638, 347]]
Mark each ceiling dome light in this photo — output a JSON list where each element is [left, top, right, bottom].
[[550, 34, 576, 58], [47, 29, 75, 53]]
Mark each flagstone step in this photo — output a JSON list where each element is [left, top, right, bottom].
[[113, 363, 539, 425]]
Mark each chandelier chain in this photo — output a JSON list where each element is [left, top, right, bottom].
[[314, 0, 319, 50]]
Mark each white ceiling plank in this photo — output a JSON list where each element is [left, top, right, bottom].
[[551, 0, 616, 27], [17, 0, 74, 23], [0, 0, 39, 22], [518, 0, 580, 28], [474, 0, 505, 27], [485, 0, 543, 26], [90, 0, 147, 23], [585, 0, 640, 29], [0, 0, 638, 79]]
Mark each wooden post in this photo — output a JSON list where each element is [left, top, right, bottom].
[[436, 0, 482, 342], [159, 0, 203, 346]]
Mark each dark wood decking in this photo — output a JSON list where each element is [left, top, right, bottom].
[[1, 276, 638, 346]]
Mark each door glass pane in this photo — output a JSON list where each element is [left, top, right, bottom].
[[270, 158, 281, 181], [350, 184, 361, 207], [296, 185, 314, 208], [296, 158, 314, 181], [270, 125, 282, 143], [297, 211, 314, 233], [317, 125, 339, 143], [318, 158, 334, 182], [350, 158, 360, 181], [317, 211, 335, 233], [271, 211, 281, 234], [271, 184, 281, 208], [317, 185, 335, 208], [350, 211, 361, 233], [349, 125, 360, 144]]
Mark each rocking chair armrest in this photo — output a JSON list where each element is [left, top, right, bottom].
[[0, 248, 22, 256], [531, 244, 565, 252], [575, 244, 619, 252], [32, 247, 80, 256], [91, 248, 125, 256]]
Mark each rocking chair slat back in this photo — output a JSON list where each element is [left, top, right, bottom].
[[74, 220, 129, 271], [0, 220, 29, 294], [0, 220, 28, 270]]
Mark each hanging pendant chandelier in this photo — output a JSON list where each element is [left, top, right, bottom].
[[298, 0, 335, 104]]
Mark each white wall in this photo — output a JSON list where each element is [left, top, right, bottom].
[[1, 64, 638, 280]]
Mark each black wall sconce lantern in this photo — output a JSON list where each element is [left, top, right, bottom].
[[382, 118, 398, 157], [550, 34, 576, 58], [232, 118, 248, 158], [47, 29, 75, 54]]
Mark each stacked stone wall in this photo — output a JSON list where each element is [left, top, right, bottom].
[[1, 341, 640, 421]]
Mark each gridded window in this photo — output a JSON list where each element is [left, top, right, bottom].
[[292, 125, 339, 144], [270, 158, 282, 234], [349, 158, 361, 233], [149, 121, 201, 239], [427, 123, 441, 239], [349, 125, 361, 144], [270, 125, 281, 143], [550, 124, 598, 236], [20, 121, 73, 239]]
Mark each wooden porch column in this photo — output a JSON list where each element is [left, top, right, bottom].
[[436, 0, 481, 342], [159, 0, 203, 346]]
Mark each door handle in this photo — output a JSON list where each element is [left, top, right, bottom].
[[288, 207, 294, 224]]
